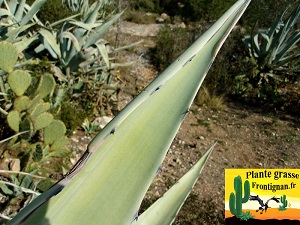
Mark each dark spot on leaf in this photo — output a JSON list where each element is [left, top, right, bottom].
[[150, 85, 162, 95]]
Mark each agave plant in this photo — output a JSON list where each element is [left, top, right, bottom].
[[36, 1, 138, 77], [242, 5, 300, 79], [6, 0, 250, 224], [0, 0, 47, 52], [61, 0, 87, 12], [34, 1, 115, 73], [61, 0, 110, 12], [34, 1, 140, 113]]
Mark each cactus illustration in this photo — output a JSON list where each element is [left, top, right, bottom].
[[279, 194, 288, 211], [229, 175, 250, 218]]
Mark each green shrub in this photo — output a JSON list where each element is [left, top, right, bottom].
[[58, 102, 92, 135], [152, 26, 192, 72], [153, 24, 248, 98], [129, 0, 156, 11], [123, 10, 158, 24], [196, 87, 227, 111], [127, 0, 236, 22]]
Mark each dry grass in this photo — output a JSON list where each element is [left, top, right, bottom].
[[195, 86, 227, 111]]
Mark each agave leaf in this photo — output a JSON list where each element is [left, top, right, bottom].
[[20, 0, 47, 26], [270, 6, 300, 66], [82, 1, 102, 24], [50, 13, 80, 27], [133, 144, 215, 225], [252, 33, 261, 57], [276, 51, 300, 67], [0, 8, 10, 17], [83, 12, 122, 49], [5, 23, 35, 42], [68, 20, 96, 30], [39, 29, 61, 59], [14, 35, 38, 53], [59, 31, 81, 53], [62, 0, 88, 12], [8, 1, 250, 224], [14, 0, 25, 22], [110, 40, 144, 55], [8, 0, 18, 15], [267, 15, 281, 37], [95, 43, 110, 69], [259, 31, 270, 53], [274, 31, 300, 63]]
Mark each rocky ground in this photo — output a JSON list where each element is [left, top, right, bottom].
[[69, 21, 300, 224]]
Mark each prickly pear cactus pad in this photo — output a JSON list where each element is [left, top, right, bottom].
[[30, 102, 51, 118], [14, 96, 31, 111], [0, 41, 18, 73], [36, 74, 56, 98], [8, 70, 32, 96], [44, 120, 67, 145], [7, 110, 20, 132], [35, 112, 53, 130]]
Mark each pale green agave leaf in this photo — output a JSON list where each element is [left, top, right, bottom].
[[83, 12, 122, 49], [39, 29, 61, 59], [0, 8, 10, 17], [5, 23, 34, 42], [110, 40, 144, 55], [82, 1, 103, 24], [62, 0, 88, 12], [14, 35, 38, 53], [50, 13, 81, 27], [8, 0, 18, 15], [20, 0, 47, 26], [59, 31, 81, 53], [96, 43, 110, 69], [274, 31, 300, 63], [68, 20, 96, 30], [8, 1, 250, 224], [14, 0, 25, 22], [133, 144, 215, 225]]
